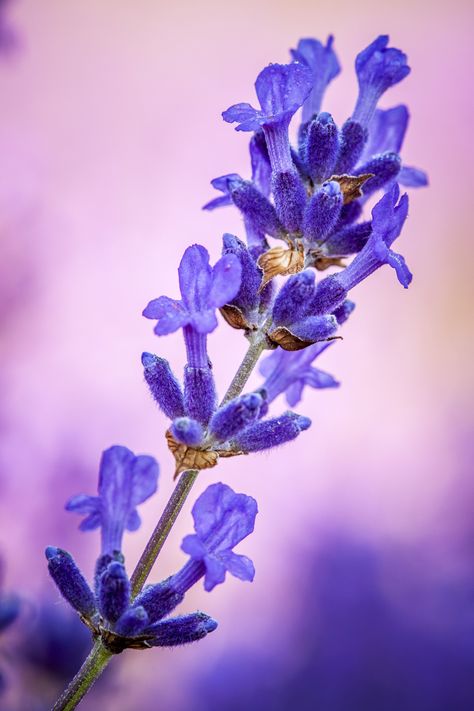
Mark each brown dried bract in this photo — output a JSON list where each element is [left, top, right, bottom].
[[101, 628, 154, 654], [166, 431, 243, 479], [220, 304, 254, 331], [329, 173, 374, 204], [266, 326, 314, 351], [267, 326, 342, 352], [257, 241, 304, 291], [307, 251, 346, 271]]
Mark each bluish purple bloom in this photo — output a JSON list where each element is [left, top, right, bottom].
[[362, 105, 428, 188], [215, 34, 424, 279], [45, 547, 97, 620], [204, 174, 283, 238], [45, 544, 218, 652], [234, 412, 311, 452], [142, 352, 185, 419], [209, 393, 264, 442], [260, 342, 339, 406], [181, 483, 257, 592], [352, 35, 410, 128], [334, 119, 368, 175], [304, 112, 339, 183], [66, 445, 159, 555], [303, 180, 343, 242], [171, 417, 205, 446], [143, 244, 241, 338], [334, 184, 411, 290], [290, 36, 341, 121], [222, 62, 312, 135]]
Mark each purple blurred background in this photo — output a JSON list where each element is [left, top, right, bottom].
[[0, 0, 473, 709]]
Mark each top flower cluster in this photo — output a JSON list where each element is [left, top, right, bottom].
[[142, 34, 426, 473]]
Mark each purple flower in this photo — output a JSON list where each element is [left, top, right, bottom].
[[353, 35, 410, 127], [222, 62, 312, 134], [223, 62, 312, 185], [234, 412, 311, 452], [66, 445, 159, 555], [303, 112, 339, 183], [45, 546, 219, 651], [141, 352, 185, 420], [208, 393, 264, 442], [144, 612, 218, 647], [290, 36, 341, 121], [259, 342, 339, 406], [334, 184, 411, 291], [362, 106, 428, 188], [204, 174, 283, 238], [303, 180, 343, 242], [181, 483, 258, 592], [45, 547, 97, 620], [143, 244, 241, 337]]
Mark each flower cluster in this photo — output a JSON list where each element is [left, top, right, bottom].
[[143, 244, 310, 477], [43, 30, 427, 704], [47, 446, 257, 653], [144, 34, 425, 476]]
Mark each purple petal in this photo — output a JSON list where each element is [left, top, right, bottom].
[[398, 165, 429, 187], [143, 296, 189, 335], [190, 310, 219, 334], [303, 368, 339, 389], [66, 494, 99, 515], [202, 194, 233, 211], [207, 253, 242, 308], [79, 512, 102, 531], [191, 483, 258, 554], [130, 454, 159, 507], [222, 102, 261, 131], [203, 555, 227, 592], [178, 245, 213, 313], [126, 509, 141, 532], [181, 534, 207, 559], [219, 551, 255, 583], [285, 380, 305, 407], [255, 62, 312, 119], [386, 248, 413, 288], [291, 36, 341, 119], [210, 174, 241, 193], [363, 105, 409, 158]]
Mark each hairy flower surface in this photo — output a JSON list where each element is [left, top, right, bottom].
[[47, 478, 258, 653]]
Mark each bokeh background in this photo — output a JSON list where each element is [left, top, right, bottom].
[[0, 0, 473, 709]]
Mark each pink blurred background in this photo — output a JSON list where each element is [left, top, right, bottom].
[[0, 0, 473, 708]]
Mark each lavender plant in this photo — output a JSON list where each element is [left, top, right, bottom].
[[46, 33, 426, 710]]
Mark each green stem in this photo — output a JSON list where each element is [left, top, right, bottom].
[[52, 639, 112, 711], [130, 468, 199, 597], [220, 329, 269, 405], [52, 333, 268, 709]]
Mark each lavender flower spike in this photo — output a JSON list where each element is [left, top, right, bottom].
[[66, 445, 159, 555], [181, 483, 258, 592], [352, 35, 410, 128]]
